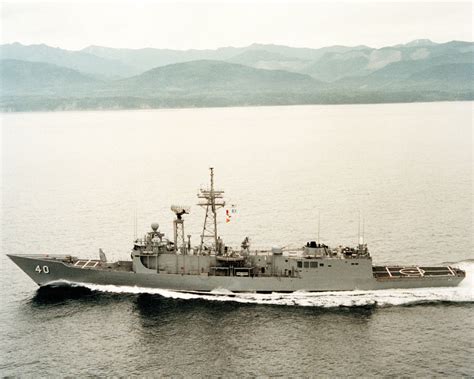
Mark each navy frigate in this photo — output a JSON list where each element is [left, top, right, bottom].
[[8, 168, 466, 293]]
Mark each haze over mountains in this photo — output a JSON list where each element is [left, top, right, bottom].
[[1, 40, 472, 111]]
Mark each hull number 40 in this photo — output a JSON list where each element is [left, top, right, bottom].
[[35, 265, 50, 274]]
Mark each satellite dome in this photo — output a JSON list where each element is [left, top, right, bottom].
[[151, 223, 159, 231]]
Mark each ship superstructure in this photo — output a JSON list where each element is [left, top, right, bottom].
[[8, 169, 466, 293]]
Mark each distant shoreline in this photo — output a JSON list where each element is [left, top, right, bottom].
[[2, 98, 472, 114]]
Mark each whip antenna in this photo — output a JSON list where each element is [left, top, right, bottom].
[[317, 211, 321, 244]]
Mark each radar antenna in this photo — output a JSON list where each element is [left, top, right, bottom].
[[171, 205, 190, 254], [198, 168, 225, 253]]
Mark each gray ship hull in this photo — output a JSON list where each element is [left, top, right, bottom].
[[8, 170, 466, 295], [8, 254, 465, 293]]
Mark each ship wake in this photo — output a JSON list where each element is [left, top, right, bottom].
[[58, 261, 474, 308]]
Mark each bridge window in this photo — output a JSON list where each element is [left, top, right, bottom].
[[304, 262, 310, 268], [297, 261, 302, 268], [310, 262, 318, 268]]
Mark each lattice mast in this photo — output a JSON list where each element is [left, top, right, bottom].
[[198, 168, 225, 253]]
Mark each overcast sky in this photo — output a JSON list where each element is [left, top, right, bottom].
[[0, 1, 472, 51]]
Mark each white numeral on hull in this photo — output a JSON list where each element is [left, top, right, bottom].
[[35, 265, 50, 274]]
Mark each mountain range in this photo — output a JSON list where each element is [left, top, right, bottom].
[[1, 40, 472, 111]]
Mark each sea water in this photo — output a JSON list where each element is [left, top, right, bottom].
[[1, 102, 472, 376]]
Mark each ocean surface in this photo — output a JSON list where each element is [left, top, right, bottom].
[[1, 102, 473, 377]]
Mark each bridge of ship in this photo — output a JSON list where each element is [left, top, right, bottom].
[[373, 265, 460, 279]]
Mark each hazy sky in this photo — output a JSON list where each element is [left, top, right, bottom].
[[1, 1, 472, 51]]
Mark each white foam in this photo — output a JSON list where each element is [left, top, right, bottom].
[[63, 261, 474, 308]]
